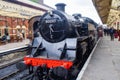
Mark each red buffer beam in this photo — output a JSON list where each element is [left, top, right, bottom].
[[24, 56, 73, 69]]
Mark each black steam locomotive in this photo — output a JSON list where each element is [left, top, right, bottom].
[[17, 3, 98, 80]]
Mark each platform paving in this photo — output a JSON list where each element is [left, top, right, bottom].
[[81, 36, 120, 80], [0, 39, 30, 53]]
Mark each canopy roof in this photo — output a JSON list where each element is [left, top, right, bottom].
[[92, 0, 120, 26], [0, 1, 52, 19]]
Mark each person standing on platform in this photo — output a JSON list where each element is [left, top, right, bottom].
[[109, 27, 115, 41], [4, 25, 10, 43], [104, 28, 107, 36], [17, 29, 21, 42], [6, 33, 10, 42], [117, 30, 120, 41], [21, 29, 25, 39], [106, 27, 110, 36]]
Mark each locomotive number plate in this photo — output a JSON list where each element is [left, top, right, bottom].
[[45, 19, 56, 23]]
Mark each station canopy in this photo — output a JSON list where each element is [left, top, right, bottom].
[[0, 1, 51, 19], [92, 0, 120, 26]]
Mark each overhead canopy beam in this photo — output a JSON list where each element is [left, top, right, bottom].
[[92, 0, 112, 24], [92, 0, 120, 28]]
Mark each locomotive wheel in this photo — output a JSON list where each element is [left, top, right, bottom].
[[74, 45, 83, 65], [49, 67, 68, 80], [69, 66, 79, 78], [88, 38, 94, 51], [30, 65, 48, 80]]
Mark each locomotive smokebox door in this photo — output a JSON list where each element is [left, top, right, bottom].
[[42, 40, 66, 59]]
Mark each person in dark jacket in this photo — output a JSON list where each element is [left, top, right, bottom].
[[109, 27, 115, 41]]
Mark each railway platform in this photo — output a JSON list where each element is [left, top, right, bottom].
[[0, 39, 30, 53], [77, 36, 120, 80]]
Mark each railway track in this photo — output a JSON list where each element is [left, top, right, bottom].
[[0, 65, 29, 80], [0, 68, 19, 80], [0, 46, 28, 56], [0, 61, 31, 80], [0, 46, 28, 80], [0, 46, 28, 68]]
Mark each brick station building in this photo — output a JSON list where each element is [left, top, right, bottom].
[[0, 0, 52, 43]]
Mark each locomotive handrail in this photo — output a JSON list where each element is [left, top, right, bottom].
[[65, 48, 76, 50]]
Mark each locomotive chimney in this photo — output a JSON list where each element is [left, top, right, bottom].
[[55, 3, 66, 12]]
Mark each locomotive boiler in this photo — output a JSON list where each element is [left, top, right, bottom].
[[17, 3, 98, 80]]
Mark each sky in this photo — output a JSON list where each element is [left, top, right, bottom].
[[44, 0, 102, 24]]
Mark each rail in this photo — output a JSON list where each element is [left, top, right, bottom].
[[0, 46, 28, 56], [0, 46, 29, 68], [0, 69, 19, 80]]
